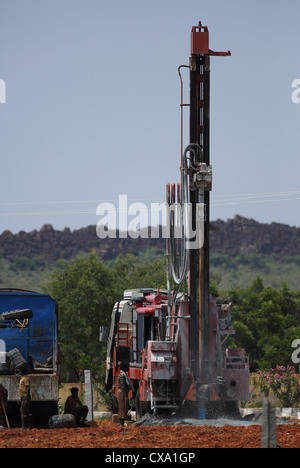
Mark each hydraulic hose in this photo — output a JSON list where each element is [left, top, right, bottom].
[[168, 143, 203, 287]]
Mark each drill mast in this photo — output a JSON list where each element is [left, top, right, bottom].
[[167, 22, 231, 383]]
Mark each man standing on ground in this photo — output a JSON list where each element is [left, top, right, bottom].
[[117, 361, 134, 427], [19, 369, 32, 430]]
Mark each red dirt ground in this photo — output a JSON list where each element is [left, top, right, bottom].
[[0, 420, 299, 448]]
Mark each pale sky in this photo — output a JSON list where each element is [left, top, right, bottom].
[[0, 0, 299, 233]]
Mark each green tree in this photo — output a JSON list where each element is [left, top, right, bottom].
[[44, 252, 115, 382], [109, 254, 167, 294], [44, 252, 168, 383], [227, 278, 300, 370]]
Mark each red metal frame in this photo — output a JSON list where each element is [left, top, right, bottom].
[[117, 323, 129, 347], [191, 22, 231, 57]]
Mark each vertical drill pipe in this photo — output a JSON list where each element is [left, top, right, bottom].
[[166, 183, 172, 341], [189, 54, 200, 380], [198, 55, 206, 382], [202, 54, 211, 380], [189, 53, 210, 382], [179, 67, 184, 169]]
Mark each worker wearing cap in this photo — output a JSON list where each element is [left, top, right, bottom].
[[64, 387, 88, 427], [117, 361, 134, 427], [19, 368, 32, 430]]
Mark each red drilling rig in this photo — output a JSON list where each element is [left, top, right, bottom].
[[104, 23, 250, 420]]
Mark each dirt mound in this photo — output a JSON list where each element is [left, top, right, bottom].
[[0, 420, 299, 448]]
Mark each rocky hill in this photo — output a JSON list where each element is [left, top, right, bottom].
[[1, 215, 300, 263], [210, 216, 300, 258]]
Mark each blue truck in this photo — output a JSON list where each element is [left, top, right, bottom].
[[0, 289, 60, 424]]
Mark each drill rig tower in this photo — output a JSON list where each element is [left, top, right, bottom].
[[105, 23, 249, 420], [167, 22, 249, 414]]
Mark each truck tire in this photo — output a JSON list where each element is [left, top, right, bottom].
[[0, 309, 33, 322], [7, 348, 29, 373]]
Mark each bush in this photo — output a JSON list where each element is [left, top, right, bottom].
[[251, 365, 300, 407]]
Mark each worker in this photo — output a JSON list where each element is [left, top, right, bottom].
[[0, 384, 8, 428], [19, 368, 32, 430], [117, 361, 134, 427], [64, 387, 88, 427]]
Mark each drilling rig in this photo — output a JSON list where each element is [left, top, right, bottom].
[[104, 23, 249, 420]]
